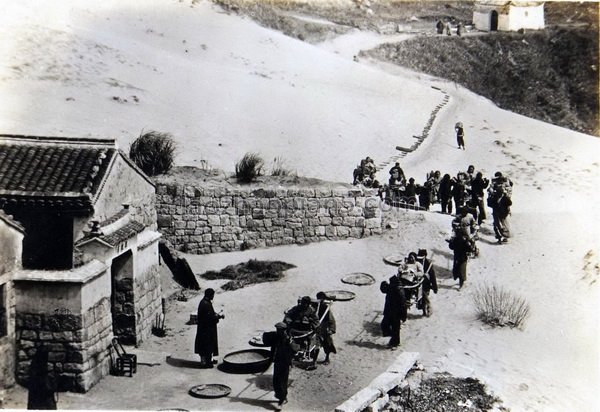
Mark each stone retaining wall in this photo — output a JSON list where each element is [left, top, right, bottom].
[[155, 184, 384, 253]]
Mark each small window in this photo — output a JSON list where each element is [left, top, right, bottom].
[[0, 284, 6, 338], [525, 11, 529, 17]]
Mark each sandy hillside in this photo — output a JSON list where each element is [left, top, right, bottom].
[[0, 0, 440, 183], [0, 0, 599, 411]]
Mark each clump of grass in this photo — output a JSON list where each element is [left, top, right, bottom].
[[201, 259, 295, 291], [129, 130, 177, 176], [472, 283, 530, 328], [271, 156, 295, 176], [235, 152, 264, 183]]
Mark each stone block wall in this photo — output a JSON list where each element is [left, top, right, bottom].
[[0, 279, 16, 389], [134, 265, 162, 344], [16, 297, 112, 393], [155, 184, 384, 253]]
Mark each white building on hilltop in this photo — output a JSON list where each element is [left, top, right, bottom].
[[473, 1, 545, 32]]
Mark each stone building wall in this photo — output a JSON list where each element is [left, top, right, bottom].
[[134, 265, 162, 343], [15, 296, 111, 392], [0, 216, 23, 390], [0, 279, 17, 389], [155, 184, 384, 253]]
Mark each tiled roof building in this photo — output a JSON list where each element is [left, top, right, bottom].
[[0, 134, 162, 393]]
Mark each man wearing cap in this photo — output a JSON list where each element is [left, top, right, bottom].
[[194, 288, 224, 368], [283, 296, 320, 370], [272, 322, 294, 410], [283, 296, 319, 332]]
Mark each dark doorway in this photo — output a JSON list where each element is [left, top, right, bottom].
[[18, 212, 73, 270], [491, 11, 499, 31], [111, 251, 136, 344]]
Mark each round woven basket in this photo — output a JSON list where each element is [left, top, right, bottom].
[[222, 349, 272, 374]]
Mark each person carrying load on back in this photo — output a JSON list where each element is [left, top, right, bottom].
[[397, 252, 424, 302], [284, 296, 319, 332], [415, 249, 438, 316], [283, 296, 320, 370]]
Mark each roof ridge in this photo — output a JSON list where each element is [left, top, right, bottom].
[[0, 134, 116, 147]]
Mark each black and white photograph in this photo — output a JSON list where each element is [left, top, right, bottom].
[[0, 1, 598, 411]]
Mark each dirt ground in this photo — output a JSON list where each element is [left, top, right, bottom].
[[4, 211, 458, 411]]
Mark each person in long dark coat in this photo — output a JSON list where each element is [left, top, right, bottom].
[[449, 234, 470, 289], [272, 322, 295, 409], [380, 276, 407, 348], [491, 186, 513, 243], [27, 347, 57, 410], [404, 178, 418, 205], [439, 173, 454, 214], [452, 178, 467, 212], [436, 19, 444, 34], [194, 288, 224, 368], [315, 292, 336, 365]]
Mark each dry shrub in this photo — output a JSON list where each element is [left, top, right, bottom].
[[271, 156, 295, 177], [201, 259, 295, 291], [235, 152, 264, 183], [129, 130, 177, 176], [472, 283, 530, 328]]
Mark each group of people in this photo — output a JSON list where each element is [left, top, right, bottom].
[[194, 289, 336, 410], [446, 170, 514, 288], [352, 156, 380, 188], [384, 163, 493, 218], [380, 249, 438, 348], [436, 19, 465, 36], [271, 293, 337, 408]]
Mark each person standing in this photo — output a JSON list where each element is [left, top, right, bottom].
[[448, 233, 471, 289], [27, 347, 57, 410], [416, 249, 438, 316], [455, 122, 465, 150], [436, 19, 444, 34], [194, 288, 224, 368], [491, 186, 513, 243], [471, 172, 490, 225], [451, 177, 467, 212], [272, 322, 295, 410], [380, 275, 407, 349], [315, 292, 337, 365], [439, 173, 454, 214], [389, 162, 406, 183]]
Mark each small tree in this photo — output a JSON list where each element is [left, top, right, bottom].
[[235, 152, 264, 183], [472, 283, 531, 329], [129, 130, 176, 176]]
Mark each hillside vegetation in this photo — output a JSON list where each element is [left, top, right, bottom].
[[363, 27, 599, 136]]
